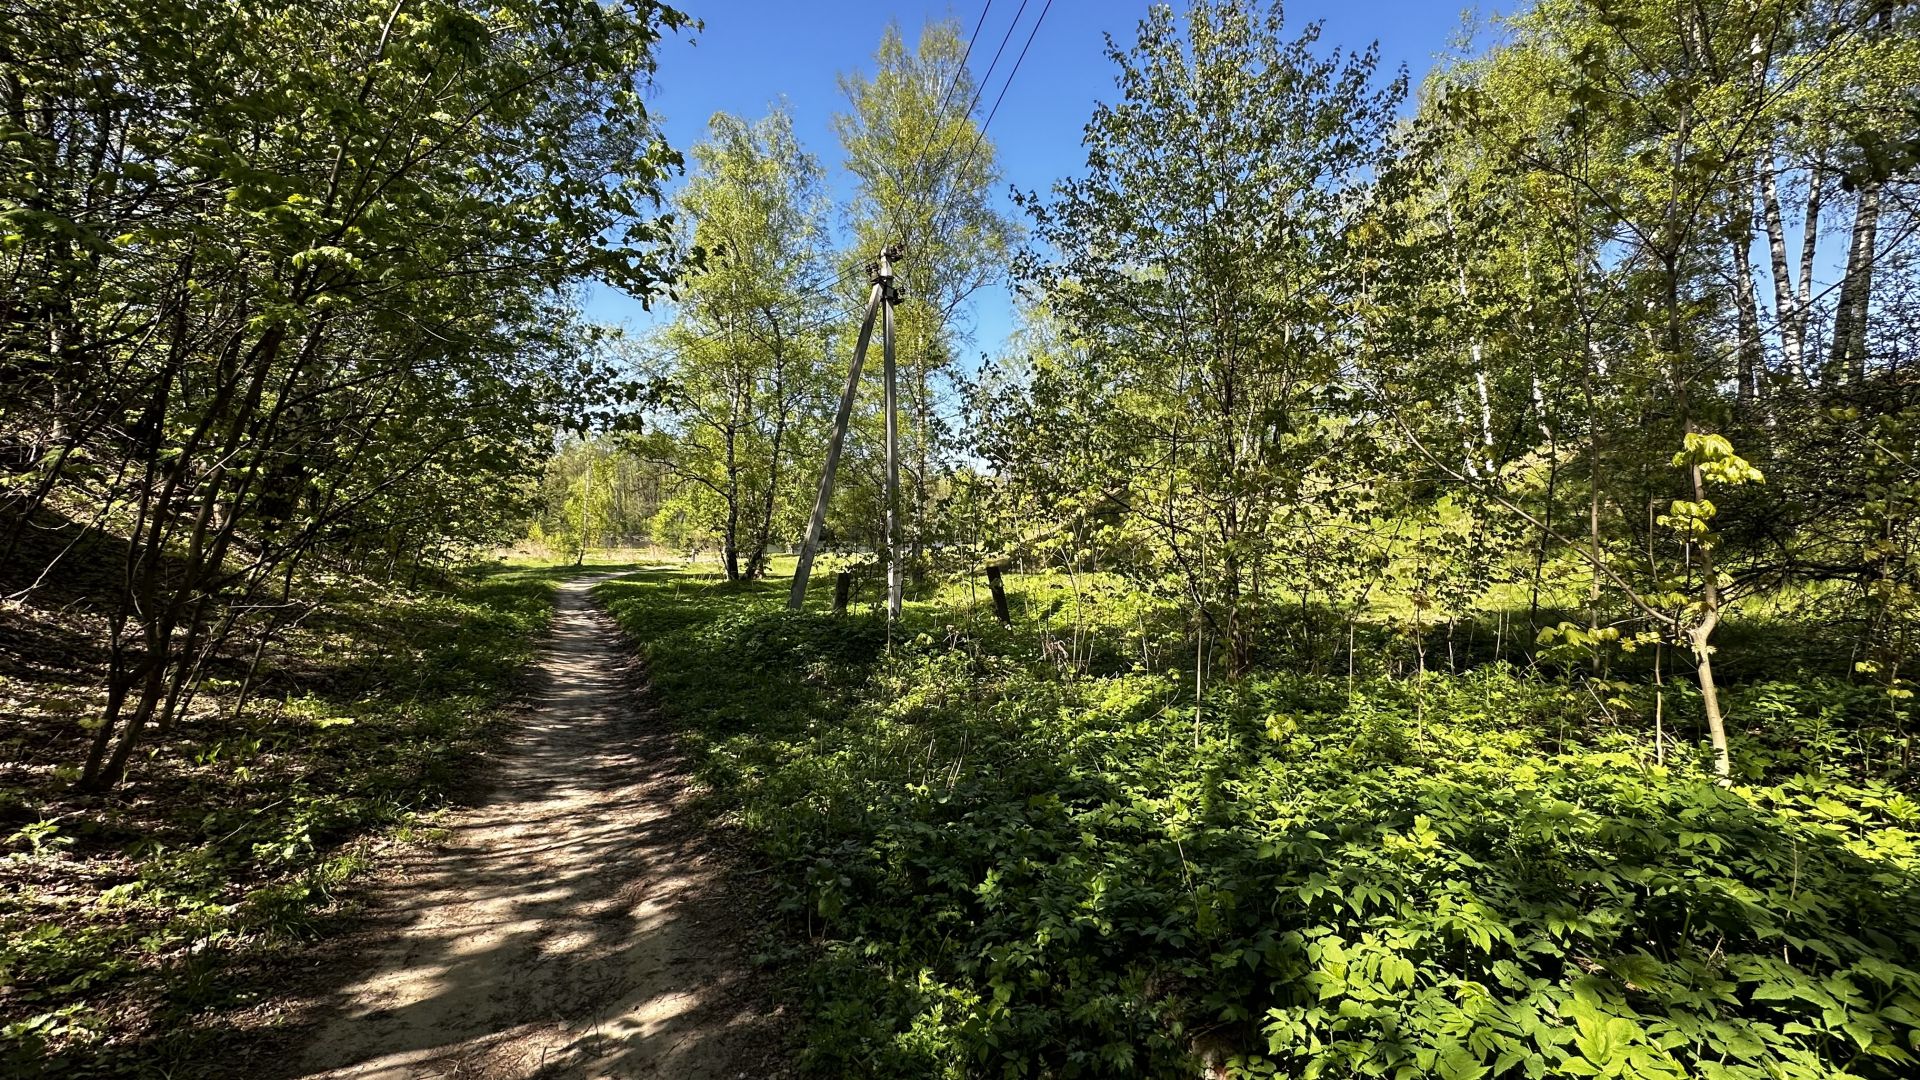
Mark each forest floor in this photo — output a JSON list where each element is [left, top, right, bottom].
[[590, 566, 1920, 1077], [290, 575, 781, 1080]]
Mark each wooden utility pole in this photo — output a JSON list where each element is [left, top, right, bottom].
[[881, 262, 902, 618], [789, 248, 902, 612]]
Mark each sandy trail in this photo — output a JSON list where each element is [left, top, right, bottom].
[[294, 575, 775, 1079]]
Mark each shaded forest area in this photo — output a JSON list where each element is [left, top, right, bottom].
[[5, 0, 1920, 1077], [0, 0, 680, 1068]]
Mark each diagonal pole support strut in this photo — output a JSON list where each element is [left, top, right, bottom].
[[788, 250, 898, 610]]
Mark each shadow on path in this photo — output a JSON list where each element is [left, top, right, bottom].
[[291, 575, 777, 1079]]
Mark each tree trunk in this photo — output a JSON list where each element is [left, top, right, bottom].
[[722, 424, 741, 582], [80, 649, 144, 787], [101, 654, 169, 786], [1829, 181, 1881, 383], [1758, 168, 1803, 378], [1687, 612, 1732, 782], [575, 465, 588, 566], [1731, 234, 1764, 408], [744, 325, 791, 581], [1793, 164, 1823, 355]]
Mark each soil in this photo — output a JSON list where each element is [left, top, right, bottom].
[[288, 575, 782, 1079]]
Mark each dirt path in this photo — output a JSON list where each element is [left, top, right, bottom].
[[294, 575, 777, 1079]]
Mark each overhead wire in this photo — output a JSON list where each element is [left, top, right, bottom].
[[934, 1, 997, 138], [795, 0, 1006, 329], [729, 0, 1049, 382], [956, 0, 1052, 187], [784, 0, 1039, 343], [885, 0, 1028, 256], [948, 0, 1030, 161], [652, 0, 998, 360], [646, 0, 1051, 364], [892, 0, 1052, 267]]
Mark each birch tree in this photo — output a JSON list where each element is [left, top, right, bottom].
[[835, 21, 1019, 577], [1367, 0, 1920, 778], [643, 108, 836, 581]]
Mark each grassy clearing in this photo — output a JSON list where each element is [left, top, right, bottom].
[[598, 566, 1920, 1079], [0, 567, 557, 1076]]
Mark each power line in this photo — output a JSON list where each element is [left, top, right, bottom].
[[899, 0, 1001, 233], [954, 0, 1031, 156], [877, 0, 1047, 302], [654, 0, 1043, 361], [884, 0, 1030, 253], [664, 3, 999, 354], [957, 0, 1053, 191], [934, 1, 996, 129], [904, 0, 1052, 246], [866, 0, 1049, 338]]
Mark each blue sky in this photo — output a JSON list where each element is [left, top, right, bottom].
[[589, 1, 1499, 358]]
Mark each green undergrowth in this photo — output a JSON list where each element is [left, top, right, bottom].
[[0, 567, 556, 1076], [597, 568, 1920, 1079]]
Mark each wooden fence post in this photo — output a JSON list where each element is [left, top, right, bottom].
[[985, 561, 1011, 625]]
